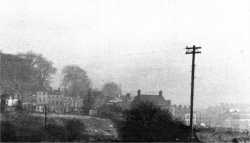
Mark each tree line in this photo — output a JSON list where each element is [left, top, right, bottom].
[[1, 51, 122, 100]]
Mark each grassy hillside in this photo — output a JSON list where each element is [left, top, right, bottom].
[[0, 112, 118, 142]]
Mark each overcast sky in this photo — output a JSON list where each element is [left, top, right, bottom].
[[0, 0, 249, 109]]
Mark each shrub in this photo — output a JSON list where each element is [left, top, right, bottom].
[[118, 101, 190, 142], [96, 104, 123, 119], [0, 113, 87, 142], [0, 121, 17, 142], [65, 119, 86, 142]]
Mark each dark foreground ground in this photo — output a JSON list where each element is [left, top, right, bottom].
[[1, 113, 250, 142], [197, 128, 250, 143]]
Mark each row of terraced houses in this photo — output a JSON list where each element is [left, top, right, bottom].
[[18, 87, 84, 114], [2, 85, 249, 130], [34, 89, 83, 113]]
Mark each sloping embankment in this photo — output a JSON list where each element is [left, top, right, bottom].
[[1, 113, 118, 138]]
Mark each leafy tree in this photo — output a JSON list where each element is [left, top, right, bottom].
[[82, 89, 94, 115], [101, 82, 122, 99], [18, 51, 57, 88], [0, 53, 33, 93], [118, 101, 190, 142], [61, 65, 91, 97], [1, 52, 56, 96]]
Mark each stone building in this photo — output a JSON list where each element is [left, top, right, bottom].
[[35, 88, 83, 113], [131, 90, 172, 112]]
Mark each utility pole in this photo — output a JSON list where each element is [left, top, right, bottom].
[[0, 51, 2, 95], [185, 45, 201, 142], [44, 105, 47, 142]]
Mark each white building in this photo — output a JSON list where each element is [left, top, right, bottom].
[[224, 112, 250, 130], [35, 89, 83, 113]]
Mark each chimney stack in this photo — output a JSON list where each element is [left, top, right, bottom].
[[126, 93, 131, 102], [159, 90, 163, 96], [126, 93, 131, 98], [138, 90, 141, 96]]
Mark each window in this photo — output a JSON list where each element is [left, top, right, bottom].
[[39, 98, 42, 103]]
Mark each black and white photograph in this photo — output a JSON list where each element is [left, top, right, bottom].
[[0, 0, 250, 142]]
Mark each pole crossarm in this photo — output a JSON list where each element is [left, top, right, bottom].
[[186, 51, 201, 54], [186, 47, 201, 49], [185, 46, 201, 54]]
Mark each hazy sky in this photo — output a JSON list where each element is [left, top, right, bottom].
[[0, 0, 249, 109]]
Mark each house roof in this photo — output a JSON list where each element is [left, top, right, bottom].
[[21, 94, 36, 104], [0, 93, 14, 99], [228, 112, 250, 120], [109, 97, 122, 103], [48, 90, 63, 95], [116, 101, 131, 109], [19, 85, 47, 93], [139, 94, 169, 105]]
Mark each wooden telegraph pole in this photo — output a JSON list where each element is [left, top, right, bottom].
[[185, 45, 201, 142], [44, 105, 47, 142], [0, 51, 2, 94]]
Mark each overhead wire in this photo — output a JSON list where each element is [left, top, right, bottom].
[[49, 50, 169, 60]]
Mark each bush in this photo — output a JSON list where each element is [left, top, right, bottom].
[[118, 101, 190, 142], [65, 119, 86, 142], [46, 124, 67, 142], [0, 113, 87, 142], [13, 113, 45, 142], [0, 121, 17, 142], [96, 104, 123, 119]]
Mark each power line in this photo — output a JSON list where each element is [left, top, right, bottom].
[[51, 50, 169, 60]]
